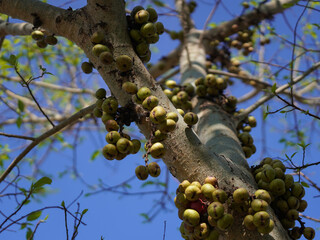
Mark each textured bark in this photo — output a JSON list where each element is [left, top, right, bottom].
[[0, 0, 300, 239]]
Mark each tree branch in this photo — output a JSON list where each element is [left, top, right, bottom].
[[0, 104, 95, 183], [237, 61, 320, 119]]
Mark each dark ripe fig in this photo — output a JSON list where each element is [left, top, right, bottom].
[[155, 22, 164, 35], [45, 35, 58, 45], [297, 199, 307, 212], [135, 165, 148, 180], [193, 222, 209, 239], [92, 44, 110, 57], [105, 131, 121, 144], [261, 167, 276, 182], [81, 62, 93, 74], [290, 227, 302, 239], [233, 188, 249, 203], [274, 167, 285, 179], [149, 142, 165, 158], [142, 95, 159, 111], [303, 227, 315, 240], [183, 209, 200, 227], [116, 138, 131, 154], [204, 176, 218, 186], [184, 112, 198, 126], [254, 189, 271, 204], [196, 85, 207, 97], [93, 107, 103, 118], [131, 139, 141, 154], [247, 115, 257, 127], [243, 215, 256, 231], [100, 51, 113, 65], [177, 108, 185, 116], [165, 80, 178, 89], [147, 162, 161, 177], [31, 30, 44, 41], [136, 42, 150, 56], [201, 183, 215, 201], [286, 209, 299, 221], [101, 113, 114, 124], [212, 189, 228, 203], [130, 29, 144, 42], [287, 196, 300, 209], [275, 199, 289, 214], [253, 211, 270, 228], [105, 119, 119, 132], [146, 34, 159, 44], [130, 6, 144, 19], [36, 39, 47, 48], [217, 214, 234, 231], [269, 178, 286, 196], [280, 218, 295, 229], [91, 31, 105, 44], [137, 87, 151, 101], [185, 185, 201, 201], [251, 199, 268, 212], [261, 157, 273, 165], [207, 202, 224, 219], [150, 106, 167, 124], [146, 7, 158, 22], [158, 119, 176, 133], [166, 112, 179, 122], [115, 55, 133, 72], [140, 22, 156, 38], [152, 130, 167, 142], [122, 82, 138, 95], [95, 88, 107, 99], [178, 180, 191, 193], [284, 174, 294, 189], [291, 183, 305, 199], [102, 97, 118, 114], [134, 9, 149, 24], [257, 219, 274, 234], [140, 49, 151, 63], [205, 229, 219, 240], [102, 144, 118, 160]]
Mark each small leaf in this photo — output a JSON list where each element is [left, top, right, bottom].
[[18, 100, 25, 112], [123, 183, 131, 189], [16, 116, 22, 128], [32, 177, 52, 190], [139, 213, 150, 222], [82, 209, 88, 215], [301, 182, 309, 188], [43, 215, 49, 221], [271, 83, 277, 93], [27, 211, 42, 221], [8, 54, 17, 66], [141, 181, 154, 188], [151, 0, 165, 7], [291, 152, 297, 158], [61, 201, 65, 207], [26, 227, 33, 240], [21, 223, 27, 230], [90, 150, 100, 161], [312, 23, 320, 30]]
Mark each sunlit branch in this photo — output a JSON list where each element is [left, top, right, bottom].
[[237, 61, 320, 120]]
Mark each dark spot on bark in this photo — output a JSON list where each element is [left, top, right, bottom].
[[56, 16, 61, 23], [96, 3, 106, 10]]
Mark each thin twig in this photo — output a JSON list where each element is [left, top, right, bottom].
[[0, 132, 35, 141], [27, 220, 43, 240], [299, 214, 320, 222], [0, 104, 96, 183]]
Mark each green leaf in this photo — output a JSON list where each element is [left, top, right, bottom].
[[32, 177, 52, 190], [8, 54, 17, 66], [151, 0, 165, 7], [27, 211, 42, 221], [141, 181, 155, 188], [282, 0, 298, 9], [139, 213, 150, 222], [21, 223, 27, 230], [301, 182, 309, 188], [18, 100, 25, 112], [61, 201, 65, 207], [271, 83, 277, 93], [26, 227, 33, 240], [123, 183, 131, 189], [82, 209, 88, 215], [43, 215, 49, 221], [16, 116, 22, 128], [90, 150, 100, 161], [312, 23, 320, 30]]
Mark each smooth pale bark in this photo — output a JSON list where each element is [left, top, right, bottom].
[[0, 0, 298, 239]]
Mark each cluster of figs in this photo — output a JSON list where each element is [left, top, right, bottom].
[[175, 157, 315, 240]]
